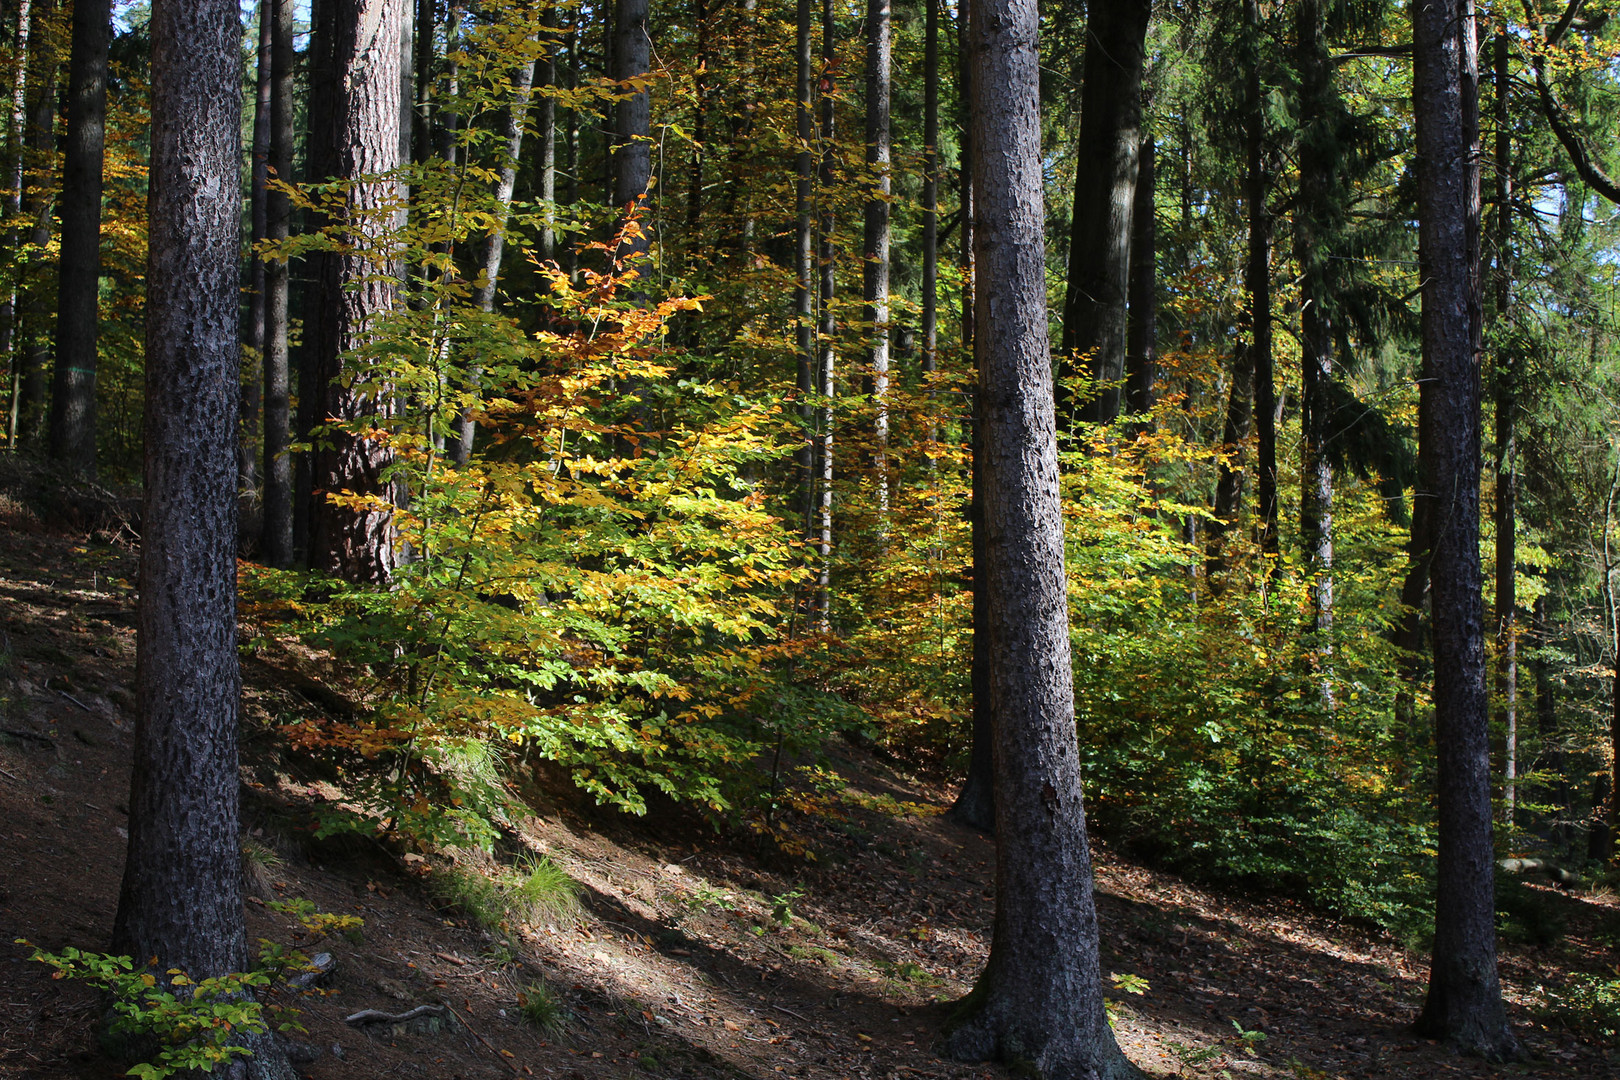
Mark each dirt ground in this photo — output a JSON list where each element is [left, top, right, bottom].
[[1, 494, 1617, 1080]]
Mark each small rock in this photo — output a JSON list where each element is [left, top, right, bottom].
[[331, 1043, 346, 1060], [289, 952, 336, 989], [283, 1041, 322, 1064]]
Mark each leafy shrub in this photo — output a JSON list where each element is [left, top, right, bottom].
[[1542, 974, 1620, 1042]]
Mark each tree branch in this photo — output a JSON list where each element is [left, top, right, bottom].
[[1533, 58, 1620, 206]]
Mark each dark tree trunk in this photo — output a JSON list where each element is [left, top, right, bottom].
[[945, 0, 1138, 1073], [306, 0, 405, 585], [863, 0, 890, 512], [1394, 491, 1433, 767], [1058, 0, 1150, 428], [1411, 0, 1521, 1056], [412, 0, 433, 165], [1491, 31, 1517, 824], [46, 0, 108, 474], [949, 390, 994, 833], [1206, 343, 1253, 587], [1124, 133, 1155, 421], [1296, 0, 1334, 644], [1245, 0, 1277, 557], [112, 3, 294, 1076], [687, 0, 706, 228], [794, 0, 814, 538], [260, 0, 295, 568], [13, 0, 55, 452], [612, 0, 650, 262], [241, 2, 272, 506], [1, 0, 30, 452], [920, 0, 939, 457]]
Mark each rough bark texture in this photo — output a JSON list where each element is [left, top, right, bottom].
[[1491, 31, 1517, 822], [948, 393, 994, 833], [1245, 0, 1277, 557], [794, 0, 814, 537], [813, 0, 836, 630], [944, 0, 1138, 1074], [863, 0, 890, 513], [1, 0, 30, 451], [1296, 0, 1334, 643], [241, 2, 272, 501], [260, 0, 295, 568], [13, 0, 55, 451], [920, 0, 938, 381], [45, 0, 108, 474], [1059, 0, 1150, 427], [112, 3, 293, 1076], [306, 0, 404, 585], [1411, 0, 1521, 1057], [612, 0, 651, 263]]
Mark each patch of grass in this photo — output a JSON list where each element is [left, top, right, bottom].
[[517, 979, 570, 1036], [509, 856, 580, 924], [787, 945, 843, 968], [240, 838, 283, 899], [878, 960, 941, 987], [434, 856, 581, 935], [434, 866, 507, 931]]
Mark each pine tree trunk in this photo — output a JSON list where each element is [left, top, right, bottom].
[[1124, 133, 1155, 421], [241, 2, 272, 506], [13, 0, 54, 452], [920, 0, 938, 452], [46, 0, 108, 474], [1206, 342, 1253, 587], [949, 386, 994, 833], [1058, 0, 1150, 427], [612, 0, 650, 262], [863, 0, 890, 519], [945, 1, 1140, 1074], [794, 0, 814, 540], [113, 4, 294, 1076], [813, 0, 836, 630], [306, 0, 405, 585], [535, 8, 558, 263], [1246, 0, 1276, 558], [1492, 31, 1517, 824], [261, 0, 294, 568], [1, 0, 30, 452], [1411, 0, 1521, 1056]]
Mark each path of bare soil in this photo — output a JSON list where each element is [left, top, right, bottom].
[[0, 496, 1616, 1080]]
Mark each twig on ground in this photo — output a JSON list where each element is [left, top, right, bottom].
[[54, 689, 91, 713], [771, 1003, 810, 1021], [439, 998, 523, 1075]]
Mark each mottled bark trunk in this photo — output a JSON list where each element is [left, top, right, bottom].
[[13, 0, 54, 452], [863, 0, 890, 518], [612, 0, 650, 263], [306, 0, 405, 585], [46, 0, 108, 474], [1412, 0, 1520, 1056], [260, 0, 295, 568], [240, 3, 272, 503], [113, 4, 294, 1076], [794, 0, 814, 538], [1124, 133, 1155, 422], [1245, 0, 1276, 558], [1296, 0, 1333, 645], [1058, 0, 1150, 427], [945, 0, 1139, 1073], [1491, 31, 1517, 824], [813, 0, 836, 630]]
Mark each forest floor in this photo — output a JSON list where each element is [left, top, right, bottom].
[[0, 485, 1617, 1080]]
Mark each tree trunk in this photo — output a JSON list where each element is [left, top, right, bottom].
[[535, 8, 558, 263], [260, 0, 295, 568], [46, 0, 108, 474], [920, 0, 938, 456], [1411, 0, 1520, 1056], [794, 0, 814, 539], [1296, 0, 1334, 648], [450, 55, 536, 466], [1058, 0, 1150, 428], [13, 0, 55, 452], [945, 0, 1139, 1073], [564, 25, 579, 283], [612, 0, 650, 263], [863, 0, 890, 519], [813, 0, 836, 630], [113, 3, 294, 1076], [1124, 133, 1155, 421], [1206, 344, 1253, 587], [1, 0, 30, 453], [949, 387, 994, 833], [1491, 31, 1517, 825], [306, 0, 405, 585], [241, 3, 272, 505], [1245, 0, 1276, 558]]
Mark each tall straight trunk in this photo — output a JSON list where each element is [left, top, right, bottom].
[[1124, 132, 1155, 420], [563, 26, 579, 283], [1412, 0, 1520, 1056], [46, 0, 108, 474], [1296, 0, 1334, 642], [612, 0, 650, 262], [813, 0, 836, 630], [412, 0, 433, 165], [1, 0, 30, 451], [945, 0, 1139, 1071], [438, 4, 461, 167], [687, 0, 706, 228], [535, 7, 558, 263], [1532, 596, 1569, 848], [1492, 31, 1517, 824], [794, 0, 814, 538], [113, 3, 294, 1076], [14, 0, 54, 452], [949, 0, 993, 831], [1206, 342, 1253, 585], [863, 0, 890, 516], [242, 2, 272, 501], [306, 0, 405, 585], [919, 0, 938, 452], [450, 56, 536, 466], [1247, 0, 1277, 557], [1058, 0, 1150, 427], [261, 0, 294, 568]]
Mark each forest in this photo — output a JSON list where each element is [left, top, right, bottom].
[[1, 0, 1620, 1076]]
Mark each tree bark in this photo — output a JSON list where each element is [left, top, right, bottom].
[[813, 0, 836, 630], [535, 7, 558, 263], [949, 388, 994, 833], [794, 0, 814, 539], [12, 0, 54, 452], [240, 2, 272, 505], [306, 0, 405, 585], [260, 0, 295, 568], [1245, 0, 1277, 558], [1058, 0, 1151, 428], [1411, 0, 1521, 1056], [1, 0, 30, 453], [1124, 133, 1155, 421], [46, 0, 108, 474], [1491, 31, 1517, 825], [612, 0, 650, 263], [113, 3, 294, 1075], [944, 0, 1139, 1073], [863, 0, 890, 518]]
